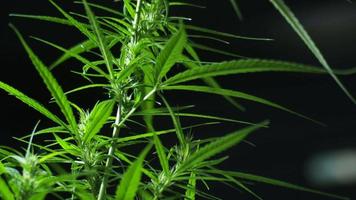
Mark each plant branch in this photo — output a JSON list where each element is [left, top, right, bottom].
[[97, 1, 145, 199]]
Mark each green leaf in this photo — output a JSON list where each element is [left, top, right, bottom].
[[10, 14, 71, 25], [139, 112, 261, 126], [177, 121, 268, 173], [182, 56, 244, 110], [221, 173, 263, 200], [117, 122, 218, 143], [270, 0, 356, 104], [139, 190, 154, 200], [185, 24, 272, 41], [50, 39, 96, 70], [31, 36, 110, 79], [0, 178, 14, 200], [134, 105, 195, 115], [49, 0, 95, 41], [0, 162, 5, 175], [123, 0, 135, 18], [64, 84, 109, 96], [229, 0, 243, 20], [163, 85, 324, 125], [155, 24, 187, 82], [164, 59, 332, 86], [38, 151, 66, 163], [82, 0, 115, 79], [11, 24, 79, 135], [76, 190, 95, 200], [115, 143, 153, 200], [83, 100, 115, 142], [184, 172, 196, 200], [54, 134, 80, 156], [0, 81, 66, 127], [115, 152, 157, 181], [190, 42, 244, 58], [159, 94, 186, 146], [102, 18, 131, 36], [73, 1, 124, 16], [212, 169, 348, 200], [152, 132, 170, 176]]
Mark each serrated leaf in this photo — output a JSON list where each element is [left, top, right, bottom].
[[155, 24, 187, 82], [74, 1, 124, 16], [181, 55, 244, 110], [10, 14, 71, 25], [49, 0, 95, 41], [64, 84, 109, 96], [32, 36, 110, 79], [117, 122, 218, 143], [152, 132, 170, 176], [50, 39, 96, 70], [140, 112, 260, 126], [54, 134, 80, 156], [211, 169, 348, 200], [0, 81, 66, 127], [177, 121, 268, 173], [11, 25, 79, 135], [102, 18, 131, 36], [190, 43, 243, 58], [270, 0, 356, 104], [83, 100, 115, 142], [115, 151, 157, 181], [82, 0, 115, 79], [39, 151, 66, 163], [160, 94, 185, 146], [222, 173, 263, 200], [163, 85, 324, 125], [164, 59, 332, 86], [123, 0, 135, 18], [185, 24, 272, 41], [115, 144, 152, 200]]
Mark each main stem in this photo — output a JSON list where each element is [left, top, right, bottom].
[[97, 1, 144, 199], [97, 104, 121, 200], [131, 0, 143, 44]]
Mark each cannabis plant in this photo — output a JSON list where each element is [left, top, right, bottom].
[[0, 0, 354, 199]]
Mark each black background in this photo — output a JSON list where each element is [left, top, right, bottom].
[[1, 0, 356, 199]]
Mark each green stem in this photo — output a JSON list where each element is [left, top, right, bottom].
[[97, 1, 147, 199], [96, 88, 156, 199], [97, 104, 122, 200], [131, 0, 143, 43]]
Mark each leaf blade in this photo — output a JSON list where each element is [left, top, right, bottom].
[[178, 121, 268, 173], [163, 85, 324, 126], [82, 0, 115, 79], [270, 0, 356, 104], [0, 81, 66, 127], [115, 144, 153, 200], [0, 177, 14, 200], [164, 59, 332, 86], [83, 100, 115, 142], [155, 24, 187, 82], [11, 24, 78, 134]]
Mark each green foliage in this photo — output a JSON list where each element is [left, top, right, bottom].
[[155, 24, 187, 82], [0, 0, 353, 200], [10, 24, 79, 135], [115, 144, 152, 200]]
